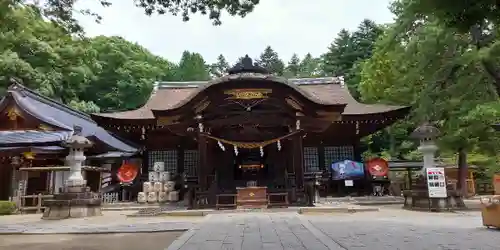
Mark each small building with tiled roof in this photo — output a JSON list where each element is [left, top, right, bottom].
[[0, 80, 138, 201], [91, 56, 410, 208]]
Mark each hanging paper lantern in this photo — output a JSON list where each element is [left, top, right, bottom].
[[116, 161, 139, 184], [365, 158, 389, 177]]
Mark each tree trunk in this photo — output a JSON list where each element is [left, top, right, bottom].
[[456, 148, 468, 197]]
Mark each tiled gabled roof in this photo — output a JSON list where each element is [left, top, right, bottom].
[[0, 83, 138, 152], [93, 75, 408, 120]]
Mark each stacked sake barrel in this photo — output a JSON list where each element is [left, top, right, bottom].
[[137, 162, 179, 203]]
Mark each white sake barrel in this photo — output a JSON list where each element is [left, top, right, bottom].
[[137, 192, 146, 203], [153, 182, 163, 192], [148, 172, 159, 182], [142, 181, 154, 193], [153, 162, 165, 172], [147, 192, 157, 203], [164, 181, 175, 192], [159, 171, 172, 182], [168, 191, 179, 202], [158, 192, 167, 203]]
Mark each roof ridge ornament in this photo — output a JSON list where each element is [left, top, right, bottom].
[[227, 55, 269, 75]]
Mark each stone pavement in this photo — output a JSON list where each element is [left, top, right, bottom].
[[167, 210, 500, 250], [0, 211, 199, 234]]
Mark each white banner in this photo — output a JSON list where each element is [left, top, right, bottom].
[[426, 167, 447, 198]]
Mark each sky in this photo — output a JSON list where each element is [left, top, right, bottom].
[[75, 0, 395, 64]]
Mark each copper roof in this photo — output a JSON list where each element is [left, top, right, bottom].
[[93, 76, 408, 120]]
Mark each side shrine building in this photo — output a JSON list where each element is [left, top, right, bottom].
[[0, 81, 137, 207], [92, 56, 410, 208]]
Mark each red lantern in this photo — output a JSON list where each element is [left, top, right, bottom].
[[366, 158, 389, 177], [116, 161, 139, 184]]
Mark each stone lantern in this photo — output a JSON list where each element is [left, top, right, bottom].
[[403, 122, 466, 211], [410, 122, 440, 170], [63, 126, 93, 192], [42, 126, 102, 219]]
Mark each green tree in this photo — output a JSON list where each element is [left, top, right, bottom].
[[256, 46, 285, 76], [176, 51, 211, 81], [209, 54, 230, 78], [321, 29, 355, 76], [11, 0, 260, 33], [298, 53, 321, 77], [359, 18, 500, 194], [322, 20, 383, 99], [283, 54, 300, 78], [391, 0, 500, 97], [0, 5, 177, 113], [80, 36, 177, 111]]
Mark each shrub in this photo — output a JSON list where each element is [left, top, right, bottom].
[[0, 201, 16, 215]]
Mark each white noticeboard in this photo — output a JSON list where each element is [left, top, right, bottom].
[[344, 180, 354, 187], [426, 167, 447, 198]]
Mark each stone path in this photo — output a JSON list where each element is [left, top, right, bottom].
[[167, 210, 500, 250], [0, 211, 199, 234]]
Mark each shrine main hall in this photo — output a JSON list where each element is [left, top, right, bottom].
[[91, 56, 409, 207]]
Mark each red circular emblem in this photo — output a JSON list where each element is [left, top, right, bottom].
[[366, 158, 389, 177], [116, 162, 139, 183]]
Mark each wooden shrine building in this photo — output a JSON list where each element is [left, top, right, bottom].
[[92, 56, 410, 208], [0, 81, 137, 205]]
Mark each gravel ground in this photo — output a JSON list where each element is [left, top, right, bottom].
[[0, 232, 184, 250]]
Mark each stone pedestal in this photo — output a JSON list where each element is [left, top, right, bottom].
[[403, 181, 466, 212], [42, 186, 102, 219]]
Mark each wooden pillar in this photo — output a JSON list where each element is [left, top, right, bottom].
[[353, 140, 362, 162], [293, 133, 304, 189], [177, 143, 184, 175], [141, 150, 149, 177], [197, 134, 208, 190]]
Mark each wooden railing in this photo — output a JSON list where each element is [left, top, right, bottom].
[[476, 181, 494, 195], [18, 193, 54, 214]]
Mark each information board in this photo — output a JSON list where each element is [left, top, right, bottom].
[[426, 167, 447, 198]]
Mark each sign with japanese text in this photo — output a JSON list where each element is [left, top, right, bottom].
[[426, 167, 447, 198]]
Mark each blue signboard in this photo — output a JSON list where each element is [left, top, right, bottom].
[[331, 160, 365, 180]]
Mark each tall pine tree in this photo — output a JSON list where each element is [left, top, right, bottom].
[[284, 53, 300, 78], [256, 46, 285, 76], [176, 51, 211, 81], [209, 54, 229, 78]]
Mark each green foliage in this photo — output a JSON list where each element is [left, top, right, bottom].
[[0, 5, 208, 113], [176, 51, 211, 81], [135, 0, 259, 25], [322, 20, 383, 99], [9, 0, 259, 34], [284, 54, 300, 78], [0, 201, 16, 215], [209, 54, 230, 78], [358, 4, 500, 181], [394, 0, 500, 33], [256, 46, 285, 76], [298, 54, 322, 77]]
